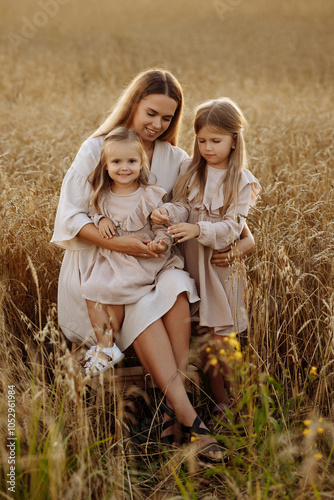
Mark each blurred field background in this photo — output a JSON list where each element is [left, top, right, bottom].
[[1, 0, 334, 498]]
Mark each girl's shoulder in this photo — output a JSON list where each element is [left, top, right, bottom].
[[239, 169, 261, 191], [239, 169, 262, 205], [142, 183, 167, 202]]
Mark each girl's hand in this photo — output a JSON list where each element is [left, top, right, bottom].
[[147, 239, 168, 254], [151, 207, 169, 225], [98, 217, 116, 239], [167, 222, 200, 243]]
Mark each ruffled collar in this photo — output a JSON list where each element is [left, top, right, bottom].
[[102, 185, 167, 232]]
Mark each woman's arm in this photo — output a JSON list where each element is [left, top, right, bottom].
[[78, 223, 161, 258], [210, 223, 255, 267]]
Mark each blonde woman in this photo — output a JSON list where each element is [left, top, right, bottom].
[[52, 71, 253, 458], [152, 97, 261, 423]]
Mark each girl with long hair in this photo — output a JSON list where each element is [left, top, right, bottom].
[[152, 97, 261, 422]]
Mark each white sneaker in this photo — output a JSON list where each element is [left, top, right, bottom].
[[84, 343, 124, 377]]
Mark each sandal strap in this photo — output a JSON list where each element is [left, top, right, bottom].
[[162, 417, 176, 432], [159, 400, 176, 419]]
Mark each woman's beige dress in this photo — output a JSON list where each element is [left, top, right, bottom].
[[81, 185, 184, 304], [165, 162, 261, 336], [51, 137, 199, 351]]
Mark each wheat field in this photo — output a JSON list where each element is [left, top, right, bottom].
[[1, 0, 334, 498]]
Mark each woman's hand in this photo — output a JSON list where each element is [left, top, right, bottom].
[[151, 207, 169, 224], [98, 217, 116, 239], [78, 224, 161, 257], [147, 239, 168, 254], [211, 223, 255, 267], [167, 222, 200, 243]]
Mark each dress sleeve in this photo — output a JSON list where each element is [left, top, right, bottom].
[[196, 184, 253, 249], [51, 138, 102, 249], [163, 201, 190, 224], [197, 170, 261, 250]]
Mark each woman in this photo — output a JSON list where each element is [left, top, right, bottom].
[[52, 69, 254, 458]]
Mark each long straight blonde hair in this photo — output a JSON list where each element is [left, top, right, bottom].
[[173, 98, 248, 216], [90, 69, 184, 146], [89, 127, 150, 213]]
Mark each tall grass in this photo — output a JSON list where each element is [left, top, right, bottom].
[[1, 0, 334, 497]]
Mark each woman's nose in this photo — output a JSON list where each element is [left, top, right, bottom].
[[152, 116, 162, 130]]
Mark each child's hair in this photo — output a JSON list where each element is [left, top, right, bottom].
[[173, 97, 248, 216], [90, 68, 183, 146], [89, 127, 150, 212]]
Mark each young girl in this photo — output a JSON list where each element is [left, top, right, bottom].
[[152, 97, 261, 419], [82, 126, 185, 376]]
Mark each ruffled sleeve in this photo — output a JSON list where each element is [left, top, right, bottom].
[[51, 137, 104, 250], [116, 185, 168, 232], [197, 169, 261, 250]]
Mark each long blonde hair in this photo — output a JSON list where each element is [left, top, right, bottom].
[[90, 69, 184, 146], [89, 127, 150, 212], [173, 97, 248, 216]]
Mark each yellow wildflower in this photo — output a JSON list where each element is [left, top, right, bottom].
[[317, 427, 324, 434], [210, 358, 218, 366], [314, 453, 322, 460], [309, 366, 317, 376], [303, 420, 312, 427], [303, 429, 310, 436], [205, 346, 212, 353], [219, 349, 226, 356], [190, 436, 196, 443], [230, 332, 237, 339], [234, 351, 242, 361]]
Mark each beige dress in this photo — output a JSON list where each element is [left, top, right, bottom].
[[165, 162, 261, 336], [81, 185, 184, 304], [51, 137, 199, 351]]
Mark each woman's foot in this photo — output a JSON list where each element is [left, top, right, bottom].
[[183, 415, 225, 462]]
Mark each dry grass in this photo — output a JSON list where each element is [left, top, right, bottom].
[[1, 0, 334, 498]]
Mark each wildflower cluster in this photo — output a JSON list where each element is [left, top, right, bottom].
[[205, 332, 243, 369], [302, 417, 325, 461]]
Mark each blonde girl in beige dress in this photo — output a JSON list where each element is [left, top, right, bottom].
[[152, 97, 261, 423], [81, 127, 185, 376]]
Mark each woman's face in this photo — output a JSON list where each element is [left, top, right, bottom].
[[131, 94, 178, 146]]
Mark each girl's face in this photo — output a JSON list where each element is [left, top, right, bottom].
[[131, 94, 178, 146], [105, 142, 142, 193], [197, 126, 235, 169]]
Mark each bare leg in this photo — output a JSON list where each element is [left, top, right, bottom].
[[133, 319, 222, 458], [161, 292, 191, 386], [85, 300, 124, 362]]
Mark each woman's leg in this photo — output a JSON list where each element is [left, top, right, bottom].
[[161, 292, 191, 386], [133, 319, 222, 458]]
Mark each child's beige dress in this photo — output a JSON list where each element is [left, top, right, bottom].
[[81, 185, 184, 304], [164, 162, 261, 336], [51, 137, 199, 351]]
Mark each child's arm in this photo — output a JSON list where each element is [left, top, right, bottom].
[[97, 217, 116, 239], [168, 184, 253, 249], [90, 212, 116, 239], [151, 201, 190, 225]]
